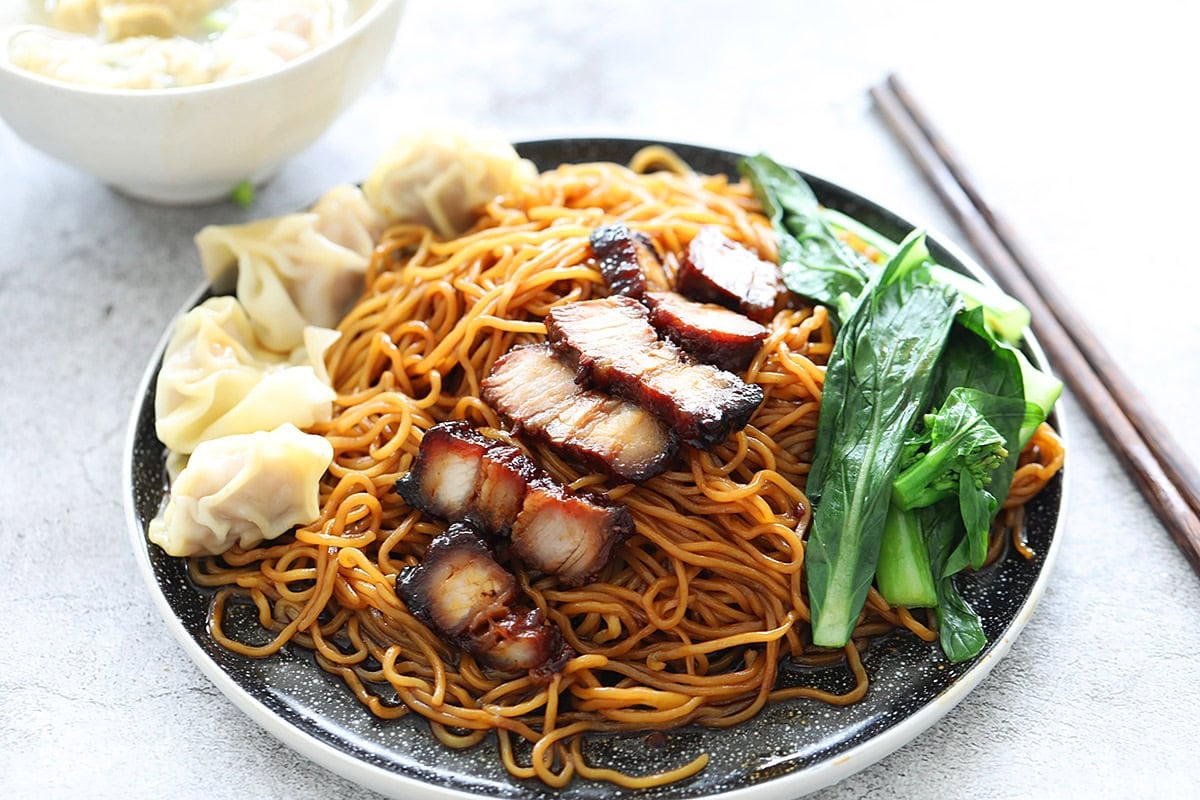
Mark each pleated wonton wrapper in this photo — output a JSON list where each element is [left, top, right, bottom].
[[152, 127, 537, 558], [362, 128, 538, 240], [154, 295, 339, 455], [149, 423, 334, 557], [195, 184, 385, 354]]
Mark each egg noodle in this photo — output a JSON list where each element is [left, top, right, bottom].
[[189, 148, 1065, 788]]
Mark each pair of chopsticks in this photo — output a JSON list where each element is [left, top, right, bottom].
[[870, 73, 1200, 576]]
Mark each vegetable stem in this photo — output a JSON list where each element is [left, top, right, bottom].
[[876, 503, 937, 608], [821, 206, 1031, 344]]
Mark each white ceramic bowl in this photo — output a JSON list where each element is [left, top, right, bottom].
[[0, 1, 405, 205]]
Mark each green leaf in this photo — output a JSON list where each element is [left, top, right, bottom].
[[930, 308, 1027, 517], [1015, 348, 1062, 446], [808, 231, 940, 499], [893, 386, 1025, 572], [927, 265, 1030, 345], [957, 466, 999, 570], [922, 501, 987, 662], [804, 233, 961, 648], [934, 306, 1022, 402], [935, 567, 989, 662], [892, 387, 1012, 511], [820, 206, 1031, 345], [739, 154, 871, 315]]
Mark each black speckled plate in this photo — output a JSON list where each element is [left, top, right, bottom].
[[124, 138, 1067, 800]]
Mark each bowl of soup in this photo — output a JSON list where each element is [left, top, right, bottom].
[[0, 0, 405, 204]]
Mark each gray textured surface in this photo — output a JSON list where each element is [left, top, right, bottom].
[[2, 1, 1198, 798]]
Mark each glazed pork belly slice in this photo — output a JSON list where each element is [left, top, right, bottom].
[[643, 290, 768, 373], [481, 344, 677, 482], [394, 417, 638, 588], [545, 297, 763, 449], [396, 522, 568, 677], [588, 222, 670, 298], [397, 523, 517, 639], [676, 226, 785, 323], [511, 478, 634, 587], [473, 447, 538, 534], [395, 420, 534, 534], [472, 607, 571, 679]]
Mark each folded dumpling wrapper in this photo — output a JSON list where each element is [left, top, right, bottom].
[[363, 128, 537, 240], [149, 423, 334, 557], [195, 184, 383, 353], [154, 295, 338, 455]]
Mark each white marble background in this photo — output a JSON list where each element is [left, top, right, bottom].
[[2, 1, 1198, 798]]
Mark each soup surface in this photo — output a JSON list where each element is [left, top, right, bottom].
[[5, 0, 367, 89]]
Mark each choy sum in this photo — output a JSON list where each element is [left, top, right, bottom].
[[892, 387, 1011, 512], [803, 232, 961, 648], [894, 386, 1029, 572], [743, 152, 1062, 661]]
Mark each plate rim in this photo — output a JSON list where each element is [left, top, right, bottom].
[[123, 135, 1069, 800]]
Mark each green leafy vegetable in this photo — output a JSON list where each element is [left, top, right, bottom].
[[820, 206, 1031, 345], [738, 154, 870, 315], [877, 500, 988, 661], [895, 386, 1031, 573], [883, 305, 1038, 659], [921, 501, 988, 661], [743, 156, 1032, 344], [875, 502, 937, 608], [742, 154, 1063, 661], [892, 306, 1032, 657], [926, 266, 1031, 346], [923, 310, 1034, 570], [892, 387, 1012, 510], [934, 305, 1060, 451], [1015, 348, 1063, 446], [804, 232, 961, 648], [932, 307, 1022, 402]]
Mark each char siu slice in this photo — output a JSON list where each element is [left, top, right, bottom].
[[676, 226, 784, 323], [510, 478, 633, 587], [395, 419, 637, 588], [481, 344, 678, 481], [396, 522, 569, 677], [589, 222, 670, 298], [643, 290, 768, 372], [395, 421, 534, 535], [545, 297, 763, 449]]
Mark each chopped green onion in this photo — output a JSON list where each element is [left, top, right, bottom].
[[230, 179, 255, 209], [201, 9, 234, 34]]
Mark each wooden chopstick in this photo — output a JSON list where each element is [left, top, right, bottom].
[[870, 75, 1200, 576]]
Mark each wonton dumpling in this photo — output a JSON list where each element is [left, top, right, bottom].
[[154, 296, 337, 454], [363, 129, 537, 239], [53, 0, 215, 40], [51, 0, 101, 33], [213, 0, 342, 74], [148, 424, 334, 557], [311, 184, 383, 261], [195, 184, 384, 353]]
